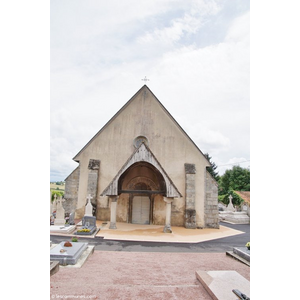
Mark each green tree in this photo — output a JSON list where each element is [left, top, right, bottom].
[[51, 190, 64, 201], [218, 166, 250, 196], [204, 153, 219, 181]]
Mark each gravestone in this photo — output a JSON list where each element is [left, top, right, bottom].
[[227, 194, 235, 212], [52, 194, 57, 214], [84, 194, 93, 216], [54, 196, 65, 226], [68, 212, 75, 225], [76, 216, 97, 235], [50, 241, 88, 265]]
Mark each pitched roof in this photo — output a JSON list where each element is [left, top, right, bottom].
[[73, 85, 210, 166], [234, 191, 250, 204]]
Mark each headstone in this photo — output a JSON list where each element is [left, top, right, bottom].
[[76, 216, 97, 235], [52, 194, 57, 214], [227, 195, 235, 212], [50, 190, 53, 216], [54, 196, 65, 226], [242, 203, 248, 212], [84, 194, 93, 216], [68, 212, 75, 225]]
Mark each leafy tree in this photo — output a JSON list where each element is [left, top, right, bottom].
[[204, 153, 219, 181], [51, 190, 64, 201], [218, 166, 250, 196]]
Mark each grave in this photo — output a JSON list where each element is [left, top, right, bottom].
[[226, 246, 250, 266], [84, 194, 93, 216], [50, 241, 88, 265], [54, 196, 65, 226], [68, 212, 75, 225], [196, 270, 250, 300], [219, 195, 250, 224], [75, 216, 97, 235], [50, 225, 76, 234]]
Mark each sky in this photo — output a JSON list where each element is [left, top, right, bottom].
[[50, 0, 250, 182]]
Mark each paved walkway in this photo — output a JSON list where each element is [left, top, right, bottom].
[[50, 251, 250, 300], [51, 222, 250, 299], [96, 221, 244, 243]]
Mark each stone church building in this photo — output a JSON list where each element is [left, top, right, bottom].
[[64, 85, 219, 231]]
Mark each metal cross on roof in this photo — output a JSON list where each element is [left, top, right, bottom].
[[141, 76, 150, 83]]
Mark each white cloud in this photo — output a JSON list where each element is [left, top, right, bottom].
[[50, 1, 250, 181]]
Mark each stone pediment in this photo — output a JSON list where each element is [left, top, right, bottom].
[[101, 143, 182, 198]]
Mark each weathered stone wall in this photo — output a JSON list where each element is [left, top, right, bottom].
[[153, 195, 166, 225], [171, 197, 185, 226], [204, 170, 219, 228], [64, 166, 80, 214], [184, 163, 196, 228], [87, 159, 100, 216]]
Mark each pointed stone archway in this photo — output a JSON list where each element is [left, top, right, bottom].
[[101, 143, 182, 230]]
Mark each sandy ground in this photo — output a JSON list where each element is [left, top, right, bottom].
[[50, 250, 250, 300], [96, 221, 244, 243]]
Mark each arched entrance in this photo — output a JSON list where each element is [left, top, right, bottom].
[[100, 143, 182, 230], [118, 162, 166, 224]]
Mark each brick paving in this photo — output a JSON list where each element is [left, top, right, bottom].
[[50, 250, 250, 300]]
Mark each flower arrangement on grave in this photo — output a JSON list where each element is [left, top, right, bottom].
[[72, 237, 78, 242], [245, 242, 250, 250], [64, 241, 73, 247], [77, 228, 91, 232]]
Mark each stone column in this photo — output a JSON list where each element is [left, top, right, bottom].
[[109, 196, 118, 229], [87, 159, 100, 215], [163, 197, 173, 233], [184, 163, 196, 229]]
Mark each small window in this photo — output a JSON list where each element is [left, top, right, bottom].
[[133, 136, 148, 148]]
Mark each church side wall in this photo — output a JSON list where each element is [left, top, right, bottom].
[[64, 166, 80, 214], [204, 170, 219, 228]]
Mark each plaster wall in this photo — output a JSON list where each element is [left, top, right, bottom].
[[72, 87, 210, 227]]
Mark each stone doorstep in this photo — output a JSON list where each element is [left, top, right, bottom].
[[195, 270, 250, 300]]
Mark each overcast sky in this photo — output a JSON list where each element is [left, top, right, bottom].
[[50, 0, 250, 182]]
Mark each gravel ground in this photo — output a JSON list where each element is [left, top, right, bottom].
[[50, 250, 250, 300]]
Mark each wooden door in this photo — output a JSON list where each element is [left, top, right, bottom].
[[132, 196, 150, 224]]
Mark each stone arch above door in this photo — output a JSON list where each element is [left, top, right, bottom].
[[127, 177, 158, 191], [101, 143, 182, 198]]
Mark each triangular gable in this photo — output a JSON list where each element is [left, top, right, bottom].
[[73, 85, 211, 166], [101, 143, 182, 198]]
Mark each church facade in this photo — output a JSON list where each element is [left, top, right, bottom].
[[64, 85, 219, 230]]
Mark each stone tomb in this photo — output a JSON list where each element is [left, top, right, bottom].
[[50, 241, 88, 265], [50, 225, 76, 234], [75, 216, 97, 235], [219, 195, 250, 224]]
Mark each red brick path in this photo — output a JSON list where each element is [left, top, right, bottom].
[[50, 251, 250, 300]]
